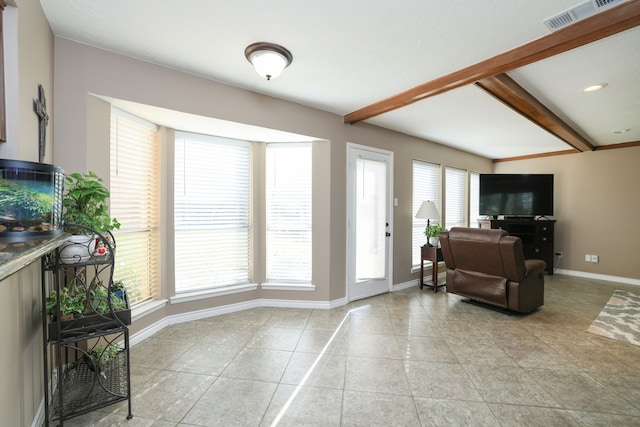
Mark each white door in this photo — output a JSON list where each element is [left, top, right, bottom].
[[347, 143, 393, 301]]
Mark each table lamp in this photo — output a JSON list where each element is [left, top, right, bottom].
[[415, 200, 440, 247]]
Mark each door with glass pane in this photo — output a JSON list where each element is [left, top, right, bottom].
[[347, 144, 393, 301]]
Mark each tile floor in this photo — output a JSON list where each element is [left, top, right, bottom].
[[64, 274, 640, 426]]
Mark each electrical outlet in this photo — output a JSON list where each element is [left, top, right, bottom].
[[585, 254, 591, 262], [591, 255, 599, 263]]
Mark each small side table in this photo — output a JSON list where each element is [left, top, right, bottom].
[[420, 245, 445, 292]]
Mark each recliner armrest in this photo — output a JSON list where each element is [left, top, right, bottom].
[[524, 259, 546, 277]]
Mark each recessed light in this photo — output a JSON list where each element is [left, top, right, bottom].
[[612, 128, 631, 134], [583, 83, 608, 92]]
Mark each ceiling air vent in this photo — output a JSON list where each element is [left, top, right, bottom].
[[543, 0, 626, 31]]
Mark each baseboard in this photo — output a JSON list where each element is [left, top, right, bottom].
[[31, 398, 45, 427], [393, 271, 446, 291], [555, 269, 640, 287]]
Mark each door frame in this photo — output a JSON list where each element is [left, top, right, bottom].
[[346, 142, 394, 302]]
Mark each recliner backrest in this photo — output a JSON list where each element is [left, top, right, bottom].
[[439, 227, 526, 282]]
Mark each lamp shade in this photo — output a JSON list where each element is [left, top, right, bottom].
[[245, 42, 293, 80], [415, 200, 440, 220]]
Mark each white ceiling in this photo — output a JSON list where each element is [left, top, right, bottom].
[[39, 0, 640, 159]]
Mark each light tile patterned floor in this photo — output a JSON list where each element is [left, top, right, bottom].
[[63, 274, 640, 426]]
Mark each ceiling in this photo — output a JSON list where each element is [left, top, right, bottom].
[[39, 0, 640, 160]]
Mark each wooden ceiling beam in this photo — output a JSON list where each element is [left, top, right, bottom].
[[344, 0, 640, 124], [475, 73, 595, 152], [493, 149, 579, 163]]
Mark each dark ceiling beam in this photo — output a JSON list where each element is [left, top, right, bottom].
[[475, 73, 595, 152], [493, 149, 579, 163], [344, 0, 640, 124]]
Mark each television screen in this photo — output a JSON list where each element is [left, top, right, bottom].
[[479, 174, 554, 217]]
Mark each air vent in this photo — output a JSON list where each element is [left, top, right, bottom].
[[543, 0, 625, 31]]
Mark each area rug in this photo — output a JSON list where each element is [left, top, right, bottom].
[[587, 290, 640, 347]]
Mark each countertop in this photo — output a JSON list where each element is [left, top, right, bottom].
[[0, 234, 69, 281]]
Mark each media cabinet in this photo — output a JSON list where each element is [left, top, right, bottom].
[[478, 219, 555, 275]]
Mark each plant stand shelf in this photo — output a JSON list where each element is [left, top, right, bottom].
[[51, 351, 129, 421]]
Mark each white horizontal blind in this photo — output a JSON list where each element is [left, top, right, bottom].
[[445, 167, 466, 229], [266, 143, 312, 283], [412, 161, 440, 267], [174, 132, 250, 292], [110, 109, 160, 305], [469, 172, 480, 227]]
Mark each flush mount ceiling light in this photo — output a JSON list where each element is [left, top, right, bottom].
[[244, 42, 293, 81], [582, 83, 608, 92], [612, 128, 631, 134]]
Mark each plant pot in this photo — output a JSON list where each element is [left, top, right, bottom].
[[48, 292, 131, 341], [429, 237, 439, 247], [48, 309, 131, 341], [59, 234, 96, 264]]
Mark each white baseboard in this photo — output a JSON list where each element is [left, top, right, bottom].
[[554, 269, 640, 287], [31, 398, 45, 427], [394, 271, 446, 291]]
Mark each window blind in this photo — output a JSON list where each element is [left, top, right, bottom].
[[110, 108, 160, 305], [445, 167, 466, 229], [266, 143, 312, 283], [412, 161, 440, 267], [174, 132, 250, 292]]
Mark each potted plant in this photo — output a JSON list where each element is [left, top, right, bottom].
[[85, 343, 120, 378], [46, 286, 85, 321], [84, 281, 128, 315], [111, 279, 126, 302], [60, 171, 120, 262], [425, 223, 447, 247]]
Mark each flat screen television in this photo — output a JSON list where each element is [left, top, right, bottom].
[[479, 174, 554, 218]]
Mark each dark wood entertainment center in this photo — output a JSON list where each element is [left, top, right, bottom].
[[479, 219, 555, 275]]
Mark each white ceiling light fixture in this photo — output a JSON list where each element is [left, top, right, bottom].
[[582, 83, 608, 92], [244, 42, 293, 81]]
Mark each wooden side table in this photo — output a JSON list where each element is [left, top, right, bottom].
[[419, 245, 445, 292]]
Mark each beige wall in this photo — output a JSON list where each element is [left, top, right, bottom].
[[494, 148, 640, 280], [0, 1, 54, 425], [0, 0, 54, 162], [0, 262, 44, 427], [52, 38, 493, 330]]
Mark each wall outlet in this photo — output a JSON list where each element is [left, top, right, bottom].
[[591, 254, 599, 263], [585, 254, 591, 262]]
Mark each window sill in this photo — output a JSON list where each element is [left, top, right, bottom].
[[170, 283, 259, 304], [261, 282, 315, 291], [131, 299, 168, 322]]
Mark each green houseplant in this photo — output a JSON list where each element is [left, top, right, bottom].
[[63, 171, 120, 235], [45, 286, 85, 320], [60, 171, 120, 262], [425, 223, 447, 246]]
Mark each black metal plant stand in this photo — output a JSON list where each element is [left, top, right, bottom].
[[41, 224, 133, 426]]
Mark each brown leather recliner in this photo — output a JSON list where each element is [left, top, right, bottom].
[[439, 227, 546, 313]]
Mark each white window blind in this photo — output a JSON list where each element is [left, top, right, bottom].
[[174, 132, 250, 292], [412, 161, 440, 267], [469, 172, 480, 228], [445, 167, 466, 229], [110, 108, 160, 305], [266, 143, 312, 283]]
